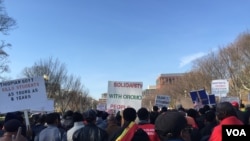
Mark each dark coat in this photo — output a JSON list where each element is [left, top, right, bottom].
[[73, 123, 108, 141]]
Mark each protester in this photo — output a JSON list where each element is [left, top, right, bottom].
[[155, 111, 191, 141], [105, 114, 121, 137], [0, 119, 27, 141], [115, 111, 122, 127], [31, 114, 46, 141], [199, 110, 218, 141], [4, 112, 28, 138], [209, 101, 243, 141], [55, 112, 67, 141], [231, 101, 249, 125], [67, 111, 84, 141], [137, 107, 160, 141], [149, 106, 159, 124], [97, 111, 109, 130], [108, 107, 149, 141], [159, 107, 168, 114], [38, 112, 66, 141], [73, 109, 108, 141], [0, 121, 4, 137], [61, 110, 74, 132]]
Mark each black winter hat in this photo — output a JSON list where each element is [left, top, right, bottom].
[[83, 109, 97, 122], [4, 119, 21, 132], [155, 111, 187, 137]]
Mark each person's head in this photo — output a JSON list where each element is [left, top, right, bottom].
[[83, 109, 97, 123], [203, 104, 211, 112], [231, 101, 239, 109], [176, 104, 183, 110], [216, 101, 237, 121], [186, 108, 198, 119], [155, 111, 190, 141], [45, 112, 59, 125], [38, 114, 46, 124], [63, 110, 74, 119], [161, 107, 168, 113], [137, 107, 149, 121], [204, 110, 216, 123], [3, 119, 21, 133], [153, 106, 159, 112], [72, 111, 84, 122], [121, 107, 136, 126]]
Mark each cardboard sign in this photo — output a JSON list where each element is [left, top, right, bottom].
[[0, 76, 49, 113], [106, 81, 143, 111], [155, 95, 171, 108], [211, 79, 229, 97]]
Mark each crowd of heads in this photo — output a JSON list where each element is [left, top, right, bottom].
[[0, 101, 250, 141]]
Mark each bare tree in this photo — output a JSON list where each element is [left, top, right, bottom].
[[22, 57, 89, 113], [0, 0, 17, 78], [0, 41, 11, 76]]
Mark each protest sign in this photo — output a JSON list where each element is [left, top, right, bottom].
[[0, 76, 49, 113], [97, 103, 107, 111], [155, 95, 171, 108], [198, 89, 209, 105], [106, 81, 143, 111], [30, 99, 54, 113], [208, 94, 216, 105], [211, 79, 229, 98], [220, 96, 240, 104], [190, 91, 199, 104]]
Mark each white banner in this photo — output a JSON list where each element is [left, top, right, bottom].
[[30, 99, 54, 113], [155, 95, 171, 108], [97, 103, 106, 111], [211, 79, 229, 97], [0, 76, 49, 113], [106, 81, 143, 111], [220, 96, 240, 104]]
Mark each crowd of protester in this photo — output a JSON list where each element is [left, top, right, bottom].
[[0, 101, 250, 141]]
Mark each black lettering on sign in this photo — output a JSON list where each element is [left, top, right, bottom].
[[15, 95, 31, 101], [8, 92, 14, 97], [222, 125, 250, 141]]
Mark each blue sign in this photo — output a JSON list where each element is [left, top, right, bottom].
[[208, 94, 216, 105], [190, 91, 199, 104], [198, 89, 209, 105]]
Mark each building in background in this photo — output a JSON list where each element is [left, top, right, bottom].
[[156, 73, 184, 89], [141, 85, 158, 110]]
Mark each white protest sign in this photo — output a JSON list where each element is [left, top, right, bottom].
[[220, 96, 240, 104], [97, 103, 106, 111], [107, 81, 143, 111], [0, 76, 48, 113], [211, 79, 229, 97], [30, 99, 54, 113], [155, 95, 171, 108]]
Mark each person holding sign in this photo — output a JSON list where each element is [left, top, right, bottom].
[[0, 119, 27, 141]]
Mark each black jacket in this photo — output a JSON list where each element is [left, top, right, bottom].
[[73, 123, 108, 141], [108, 121, 149, 141]]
